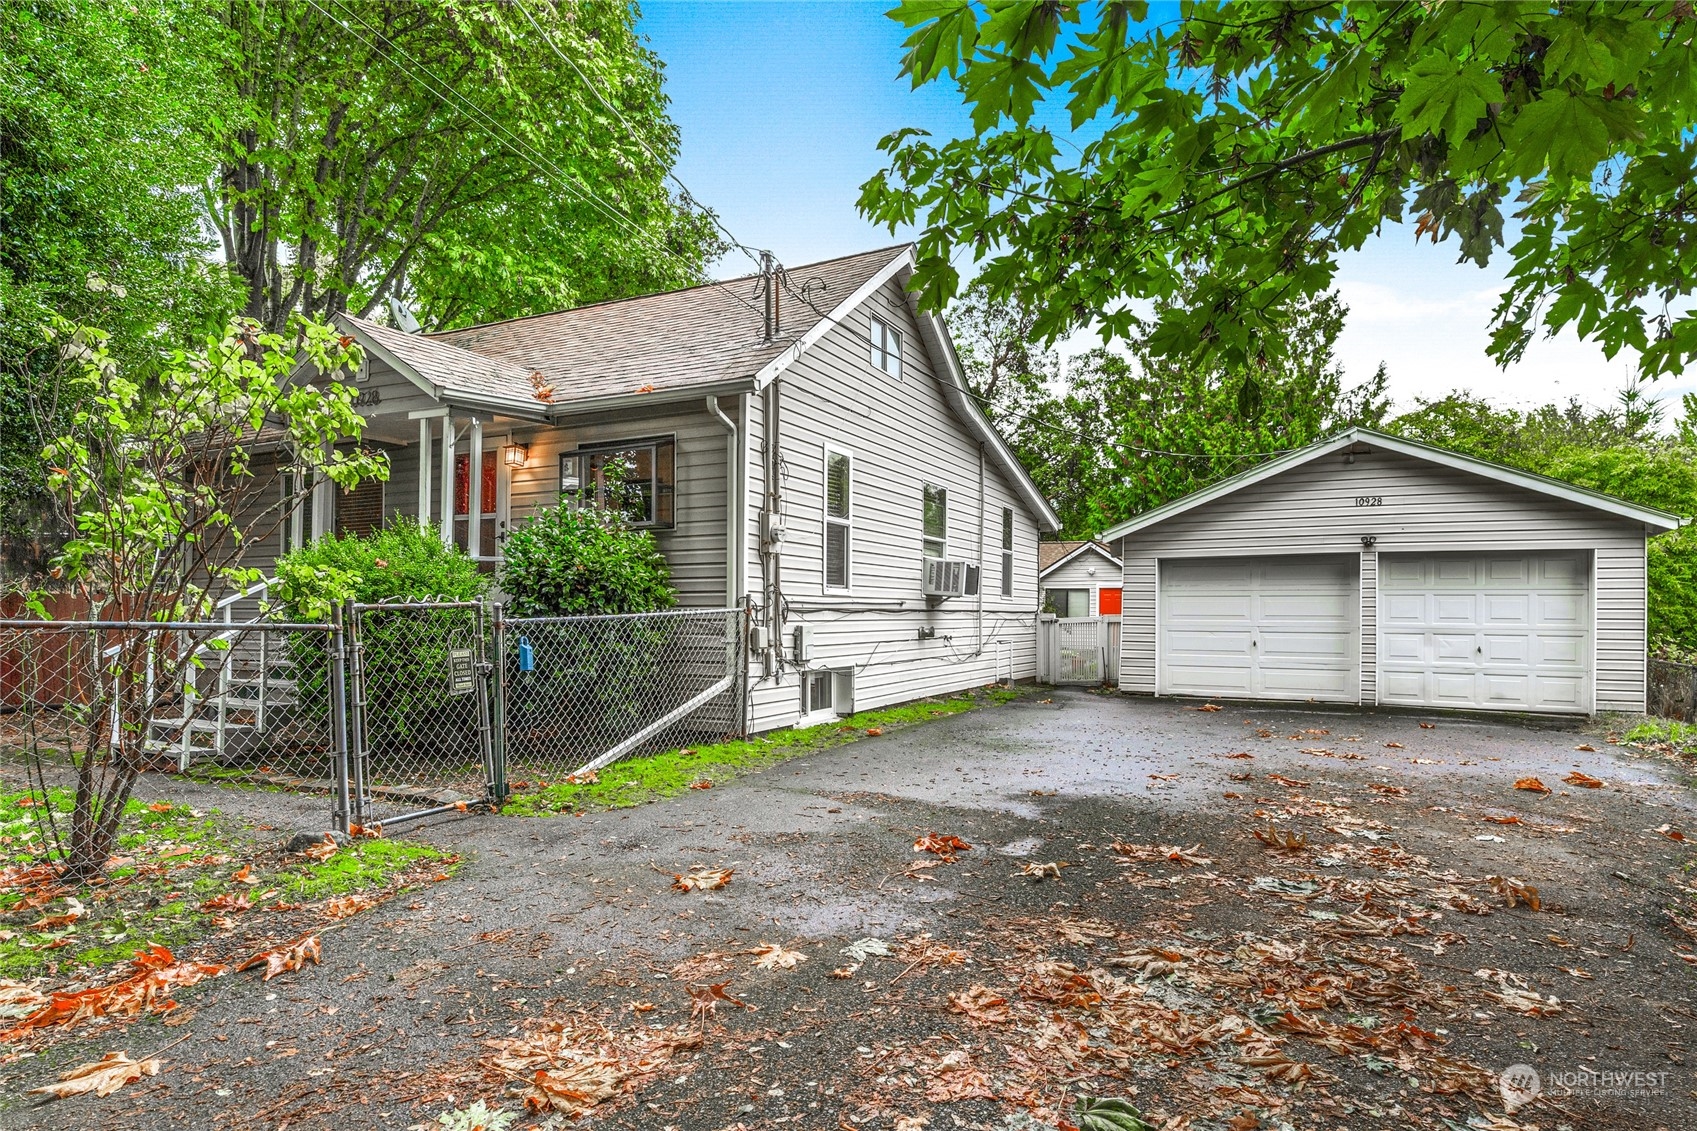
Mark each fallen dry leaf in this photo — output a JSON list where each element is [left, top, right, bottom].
[[1488, 875, 1542, 911], [1656, 824, 1687, 843], [687, 779, 714, 790], [0, 946, 225, 1040], [948, 985, 1011, 1024], [1252, 822, 1309, 851], [1162, 844, 1213, 866], [672, 867, 733, 892], [1563, 771, 1605, 788], [1419, 722, 1436, 729], [146, 802, 173, 813], [1190, 703, 1224, 712], [198, 891, 251, 914], [27, 1051, 162, 1099], [1574, 743, 1597, 752], [236, 933, 321, 981], [749, 943, 806, 970], [323, 892, 380, 919], [914, 832, 972, 861], [563, 769, 598, 784], [1016, 861, 1069, 879], [1513, 777, 1551, 795], [686, 979, 750, 1017], [30, 896, 86, 930], [297, 834, 338, 862], [865, 726, 884, 736]]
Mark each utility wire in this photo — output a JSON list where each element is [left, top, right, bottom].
[[308, 0, 769, 326], [514, 1, 770, 273]]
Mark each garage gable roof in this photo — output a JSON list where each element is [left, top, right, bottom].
[[1099, 427, 1684, 541]]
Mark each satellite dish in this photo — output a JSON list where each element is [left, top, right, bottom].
[[386, 295, 420, 333]]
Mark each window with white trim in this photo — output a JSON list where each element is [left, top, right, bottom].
[[560, 437, 675, 528], [1000, 507, 1014, 597], [922, 483, 947, 559], [1043, 588, 1089, 618], [824, 448, 851, 589], [870, 317, 902, 379], [801, 669, 834, 718]]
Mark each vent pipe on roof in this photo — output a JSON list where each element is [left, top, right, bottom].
[[760, 251, 782, 340]]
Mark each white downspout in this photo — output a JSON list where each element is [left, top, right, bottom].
[[706, 395, 740, 608], [417, 416, 433, 530], [439, 415, 456, 548], [977, 442, 986, 661]]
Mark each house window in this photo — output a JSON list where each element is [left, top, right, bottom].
[[1043, 588, 1089, 618], [802, 669, 834, 718], [870, 317, 901, 379], [922, 484, 947, 559], [1000, 508, 1014, 597], [560, 437, 676, 528], [824, 448, 851, 590]]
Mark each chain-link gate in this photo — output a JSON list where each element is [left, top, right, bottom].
[[346, 601, 493, 830]]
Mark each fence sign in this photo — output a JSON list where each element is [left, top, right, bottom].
[[447, 648, 476, 697]]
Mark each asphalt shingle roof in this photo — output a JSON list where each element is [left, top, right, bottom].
[[1038, 540, 1117, 573], [344, 246, 907, 410]]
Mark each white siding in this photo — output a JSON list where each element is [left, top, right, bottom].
[[745, 276, 1041, 732], [1116, 447, 1650, 713], [1040, 548, 1120, 615]]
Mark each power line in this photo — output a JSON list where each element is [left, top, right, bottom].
[[306, 0, 769, 326], [513, 1, 769, 273]]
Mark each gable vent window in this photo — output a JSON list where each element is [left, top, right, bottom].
[[922, 483, 947, 559], [1000, 507, 1014, 597], [560, 437, 676, 529], [869, 316, 902, 379], [824, 448, 852, 590]]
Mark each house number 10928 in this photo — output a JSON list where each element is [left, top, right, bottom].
[[1355, 495, 1383, 507]]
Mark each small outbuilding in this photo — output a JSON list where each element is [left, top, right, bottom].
[[1100, 428, 1683, 715], [1038, 540, 1123, 617]]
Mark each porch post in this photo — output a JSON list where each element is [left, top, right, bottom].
[[467, 416, 483, 558], [417, 416, 432, 531], [311, 445, 334, 541], [439, 415, 456, 548]]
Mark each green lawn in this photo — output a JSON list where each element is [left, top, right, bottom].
[[500, 684, 1023, 817], [0, 788, 453, 981]]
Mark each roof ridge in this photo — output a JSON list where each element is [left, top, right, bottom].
[[427, 243, 914, 340]]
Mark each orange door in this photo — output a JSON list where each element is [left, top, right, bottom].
[[1098, 587, 1122, 615]]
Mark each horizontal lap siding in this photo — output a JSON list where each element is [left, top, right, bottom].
[[502, 409, 730, 609], [1595, 544, 1646, 712], [747, 277, 1041, 733], [1115, 449, 1649, 711]]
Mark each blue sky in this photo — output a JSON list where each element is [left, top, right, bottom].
[[641, 1, 1693, 417]]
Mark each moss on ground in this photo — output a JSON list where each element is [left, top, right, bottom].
[[500, 684, 1024, 817], [0, 788, 453, 980]]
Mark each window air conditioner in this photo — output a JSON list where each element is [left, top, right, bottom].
[[922, 559, 980, 598]]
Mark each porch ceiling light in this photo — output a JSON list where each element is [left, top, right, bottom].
[[504, 442, 530, 469]]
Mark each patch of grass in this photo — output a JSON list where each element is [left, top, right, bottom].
[[501, 684, 1025, 817], [1622, 717, 1697, 758], [0, 788, 453, 981]]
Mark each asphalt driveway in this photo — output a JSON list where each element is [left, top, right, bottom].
[[5, 692, 1695, 1131]]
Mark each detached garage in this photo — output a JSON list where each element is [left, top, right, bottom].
[[1103, 428, 1683, 715]]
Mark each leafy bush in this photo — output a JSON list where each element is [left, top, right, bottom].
[[274, 520, 487, 620], [1649, 525, 1697, 655], [274, 522, 487, 765], [498, 505, 674, 616]]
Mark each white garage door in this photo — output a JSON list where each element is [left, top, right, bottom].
[[1160, 556, 1358, 703], [1379, 553, 1591, 713]]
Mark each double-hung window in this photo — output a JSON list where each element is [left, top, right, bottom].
[[560, 437, 676, 528], [922, 484, 947, 559], [1000, 508, 1014, 597], [869, 317, 901, 379], [823, 448, 851, 590]]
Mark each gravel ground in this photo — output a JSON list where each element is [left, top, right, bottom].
[[3, 691, 1694, 1131]]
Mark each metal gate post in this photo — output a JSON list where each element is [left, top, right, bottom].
[[346, 599, 370, 828], [487, 601, 509, 804], [328, 602, 351, 834]]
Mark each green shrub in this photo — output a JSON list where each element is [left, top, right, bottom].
[[497, 505, 674, 616], [274, 520, 487, 620], [1649, 524, 1697, 655]]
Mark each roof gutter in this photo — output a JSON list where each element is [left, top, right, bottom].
[[544, 378, 758, 422]]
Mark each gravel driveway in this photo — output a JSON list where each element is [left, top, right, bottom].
[[5, 691, 1694, 1131]]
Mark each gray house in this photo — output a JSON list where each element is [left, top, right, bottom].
[[261, 246, 1059, 733], [1099, 428, 1683, 715]]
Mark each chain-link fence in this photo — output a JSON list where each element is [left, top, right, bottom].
[[348, 602, 492, 827], [499, 606, 745, 781], [1649, 657, 1697, 722], [1, 617, 345, 808]]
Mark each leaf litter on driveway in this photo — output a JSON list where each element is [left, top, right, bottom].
[[8, 695, 1695, 1130]]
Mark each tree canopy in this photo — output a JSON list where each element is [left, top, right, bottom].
[[861, 2, 1697, 378]]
